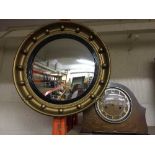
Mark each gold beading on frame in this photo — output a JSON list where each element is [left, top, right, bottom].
[[13, 21, 110, 116]]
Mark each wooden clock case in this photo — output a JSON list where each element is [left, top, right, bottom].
[[81, 83, 148, 134]]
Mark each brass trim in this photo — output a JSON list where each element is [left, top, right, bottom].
[[13, 21, 110, 116]]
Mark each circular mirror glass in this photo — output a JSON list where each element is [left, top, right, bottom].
[[27, 36, 97, 104]]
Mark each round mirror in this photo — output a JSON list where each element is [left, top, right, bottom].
[[29, 37, 96, 104], [13, 21, 110, 116]]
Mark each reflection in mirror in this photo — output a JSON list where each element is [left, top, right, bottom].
[[32, 38, 95, 101]]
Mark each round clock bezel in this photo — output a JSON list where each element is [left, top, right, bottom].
[[95, 87, 132, 123]]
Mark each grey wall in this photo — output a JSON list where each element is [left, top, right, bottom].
[[0, 28, 155, 134], [0, 38, 52, 134], [108, 40, 155, 126]]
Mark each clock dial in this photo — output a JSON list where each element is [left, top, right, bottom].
[[96, 87, 132, 123]]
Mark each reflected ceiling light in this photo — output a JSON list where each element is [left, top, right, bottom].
[[77, 59, 94, 65], [70, 64, 94, 70]]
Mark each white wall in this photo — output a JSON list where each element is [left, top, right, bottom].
[[1, 28, 155, 134], [0, 38, 52, 134], [105, 33, 155, 126]]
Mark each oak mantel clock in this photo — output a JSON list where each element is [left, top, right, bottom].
[[81, 82, 148, 134]]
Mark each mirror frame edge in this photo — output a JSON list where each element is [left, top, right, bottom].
[[13, 21, 111, 116]]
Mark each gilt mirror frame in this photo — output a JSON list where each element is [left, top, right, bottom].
[[13, 21, 110, 116]]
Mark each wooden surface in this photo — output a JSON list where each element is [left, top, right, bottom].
[[81, 104, 148, 134], [80, 83, 148, 135], [67, 113, 151, 135]]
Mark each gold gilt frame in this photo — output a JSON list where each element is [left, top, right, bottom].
[[13, 21, 110, 116]]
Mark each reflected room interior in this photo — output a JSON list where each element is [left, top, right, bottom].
[[32, 38, 95, 101]]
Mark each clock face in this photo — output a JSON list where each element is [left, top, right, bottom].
[[96, 87, 132, 123]]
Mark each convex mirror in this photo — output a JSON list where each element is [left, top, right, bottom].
[[13, 21, 110, 116]]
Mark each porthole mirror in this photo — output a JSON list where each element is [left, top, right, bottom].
[[13, 21, 110, 116]]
